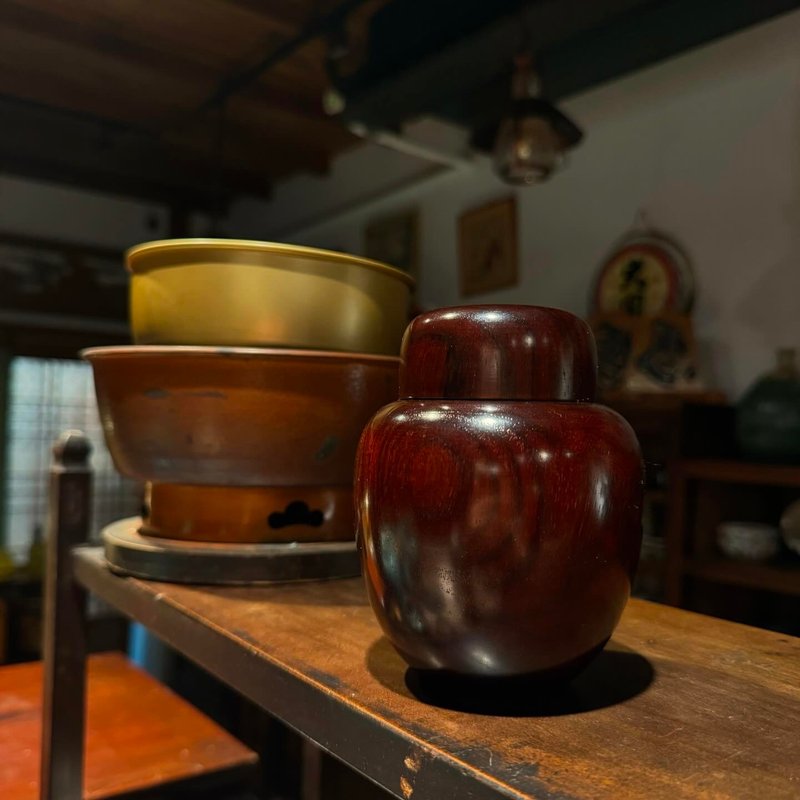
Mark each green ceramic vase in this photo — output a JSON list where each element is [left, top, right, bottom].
[[736, 348, 800, 463]]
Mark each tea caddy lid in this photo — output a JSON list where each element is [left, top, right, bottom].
[[399, 305, 597, 401]]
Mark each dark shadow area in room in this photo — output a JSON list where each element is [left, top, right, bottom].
[[366, 636, 654, 717]]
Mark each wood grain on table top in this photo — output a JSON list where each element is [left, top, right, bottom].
[[0, 652, 256, 800], [74, 551, 799, 800]]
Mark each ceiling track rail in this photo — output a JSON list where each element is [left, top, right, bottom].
[[348, 123, 474, 169]]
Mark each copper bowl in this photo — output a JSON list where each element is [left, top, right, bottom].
[[82, 346, 399, 486], [127, 239, 414, 355], [142, 483, 355, 544]]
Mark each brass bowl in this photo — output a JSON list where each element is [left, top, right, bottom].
[[83, 345, 399, 486], [127, 239, 414, 355], [143, 483, 355, 544]]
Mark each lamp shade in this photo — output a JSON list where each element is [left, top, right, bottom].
[[486, 56, 583, 185]]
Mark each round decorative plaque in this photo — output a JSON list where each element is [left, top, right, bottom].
[[591, 232, 694, 316]]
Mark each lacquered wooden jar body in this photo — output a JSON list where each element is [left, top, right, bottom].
[[356, 399, 642, 677], [355, 305, 643, 679]]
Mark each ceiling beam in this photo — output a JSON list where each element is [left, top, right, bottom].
[[163, 116, 335, 178], [198, 0, 374, 111], [2, 0, 306, 56], [218, 0, 312, 33], [0, 88, 337, 192], [0, 97, 274, 208], [0, 4, 353, 161], [0, 151, 226, 210], [337, 0, 646, 130], [0, 0, 366, 200], [0, 2, 336, 125], [0, 14, 207, 126], [541, 0, 800, 99], [337, 0, 800, 140]]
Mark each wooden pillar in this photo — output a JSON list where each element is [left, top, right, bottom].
[[40, 431, 92, 800]]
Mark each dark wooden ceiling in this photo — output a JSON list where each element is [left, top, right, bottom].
[[3, 0, 798, 212], [0, 0, 384, 208]]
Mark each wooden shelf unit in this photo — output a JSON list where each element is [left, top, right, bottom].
[[680, 459, 800, 488], [683, 559, 800, 597], [601, 393, 730, 602], [602, 397, 800, 619], [666, 457, 800, 614]]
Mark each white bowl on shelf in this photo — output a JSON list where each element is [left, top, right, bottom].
[[716, 522, 779, 562]]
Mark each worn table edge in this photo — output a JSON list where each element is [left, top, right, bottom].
[[72, 546, 544, 800]]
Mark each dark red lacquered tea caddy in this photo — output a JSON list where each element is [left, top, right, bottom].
[[355, 305, 643, 679]]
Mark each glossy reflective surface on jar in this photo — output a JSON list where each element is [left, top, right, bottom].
[[355, 304, 643, 679], [400, 304, 597, 401], [357, 400, 642, 677]]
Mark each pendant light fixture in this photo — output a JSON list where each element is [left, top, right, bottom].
[[491, 54, 583, 185]]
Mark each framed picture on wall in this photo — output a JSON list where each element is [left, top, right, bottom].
[[364, 209, 419, 284], [458, 196, 518, 296]]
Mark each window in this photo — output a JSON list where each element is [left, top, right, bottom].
[[3, 357, 141, 562]]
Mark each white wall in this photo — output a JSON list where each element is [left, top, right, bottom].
[[228, 9, 800, 399]]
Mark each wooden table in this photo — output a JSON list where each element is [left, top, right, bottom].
[[70, 548, 799, 800], [0, 653, 256, 799]]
